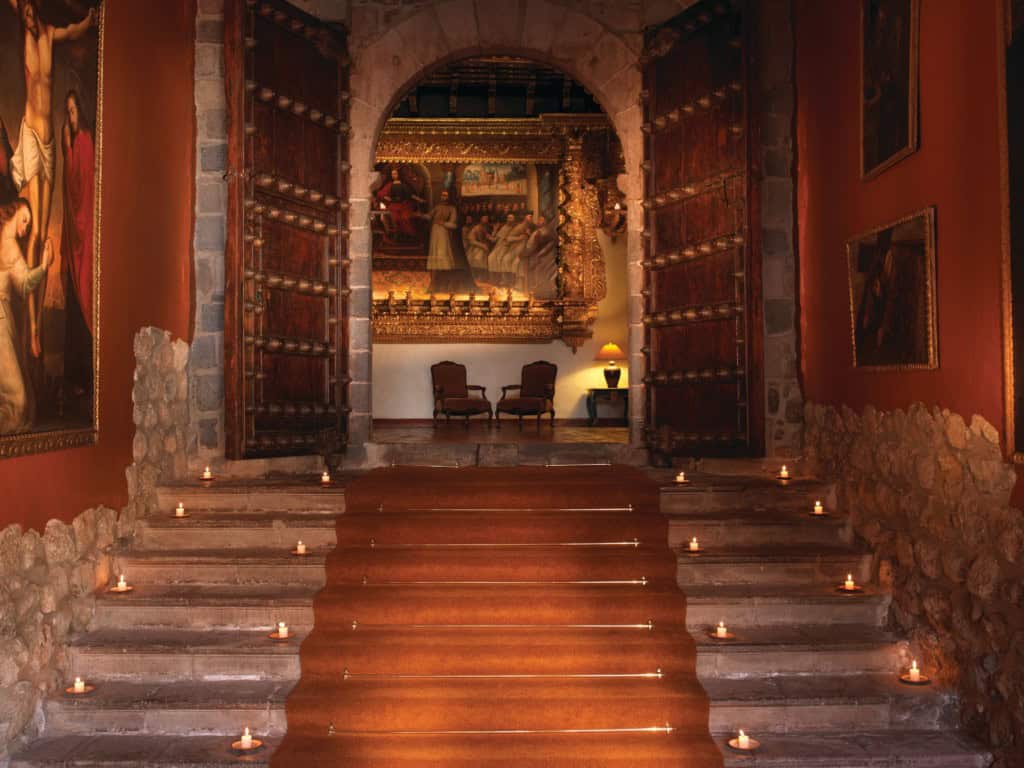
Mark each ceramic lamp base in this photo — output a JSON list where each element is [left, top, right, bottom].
[[603, 365, 621, 388]]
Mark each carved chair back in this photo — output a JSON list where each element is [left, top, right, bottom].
[[520, 361, 557, 400], [431, 361, 469, 399]]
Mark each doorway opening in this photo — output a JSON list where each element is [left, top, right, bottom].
[[368, 56, 632, 455]]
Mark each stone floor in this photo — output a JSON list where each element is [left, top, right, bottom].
[[372, 421, 630, 444], [10, 464, 993, 766]]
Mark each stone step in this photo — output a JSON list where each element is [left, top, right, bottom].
[[155, 481, 346, 514], [667, 507, 850, 548], [136, 512, 338, 550], [684, 584, 890, 628], [660, 475, 835, 515], [113, 549, 328, 586], [715, 730, 991, 768], [90, 585, 315, 630], [44, 681, 292, 736], [704, 674, 955, 734], [676, 545, 871, 586], [695, 625, 902, 678], [11, 734, 279, 767], [69, 630, 303, 681]]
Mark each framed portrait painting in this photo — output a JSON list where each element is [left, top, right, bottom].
[[847, 207, 937, 370], [0, 0, 103, 458], [861, 0, 919, 178]]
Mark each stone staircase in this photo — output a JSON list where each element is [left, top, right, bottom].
[[10, 468, 992, 766], [660, 471, 990, 766]]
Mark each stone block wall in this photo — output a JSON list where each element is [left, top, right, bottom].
[[192, 0, 228, 466], [0, 327, 188, 762], [804, 401, 1024, 765], [0, 509, 119, 763], [757, 0, 801, 456]]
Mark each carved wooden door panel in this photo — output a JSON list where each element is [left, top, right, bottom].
[[224, 0, 350, 459], [641, 0, 764, 459]]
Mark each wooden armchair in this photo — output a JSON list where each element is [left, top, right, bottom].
[[431, 361, 492, 425], [496, 361, 557, 427]]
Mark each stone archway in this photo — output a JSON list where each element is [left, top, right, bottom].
[[342, 0, 647, 450]]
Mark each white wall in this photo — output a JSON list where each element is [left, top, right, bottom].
[[372, 232, 629, 420]]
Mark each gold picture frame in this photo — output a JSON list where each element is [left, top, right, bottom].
[[0, 0, 103, 458], [846, 206, 937, 371], [371, 116, 616, 349], [860, 0, 920, 179]]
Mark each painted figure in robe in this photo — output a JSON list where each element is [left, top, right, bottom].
[[0, 199, 53, 434]]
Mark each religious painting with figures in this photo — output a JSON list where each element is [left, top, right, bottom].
[[372, 161, 559, 301], [0, 0, 101, 457], [847, 207, 936, 370], [861, 0, 919, 177]]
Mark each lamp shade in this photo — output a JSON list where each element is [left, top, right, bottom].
[[594, 342, 625, 362]]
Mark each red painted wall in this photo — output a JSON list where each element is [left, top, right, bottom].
[[796, 0, 1006, 433], [0, 0, 195, 531]]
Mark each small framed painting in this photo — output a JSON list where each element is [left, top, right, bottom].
[[846, 207, 937, 370], [861, 0, 920, 178]]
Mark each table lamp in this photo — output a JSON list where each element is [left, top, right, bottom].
[[594, 342, 625, 388]]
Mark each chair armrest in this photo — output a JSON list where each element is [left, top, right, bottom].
[[467, 385, 488, 398], [500, 385, 521, 400]]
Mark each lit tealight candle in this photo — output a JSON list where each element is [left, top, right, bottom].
[[277, 621, 289, 639], [240, 727, 253, 750], [202, 466, 213, 481], [321, 470, 331, 486], [778, 464, 789, 479], [716, 621, 728, 638], [844, 573, 856, 591], [73, 677, 86, 694], [813, 500, 824, 515], [296, 540, 307, 555], [675, 471, 687, 484], [175, 502, 186, 518], [737, 729, 750, 749], [116, 574, 128, 591], [909, 660, 921, 683], [689, 537, 700, 552]]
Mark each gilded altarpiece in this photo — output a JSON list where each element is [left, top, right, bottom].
[[371, 116, 615, 349]]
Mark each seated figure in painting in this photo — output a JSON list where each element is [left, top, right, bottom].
[[375, 167, 423, 243], [486, 213, 516, 285], [421, 190, 477, 295], [517, 212, 557, 298], [0, 200, 53, 434]]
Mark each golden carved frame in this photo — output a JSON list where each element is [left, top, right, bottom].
[[0, 2, 103, 459], [372, 116, 613, 350]]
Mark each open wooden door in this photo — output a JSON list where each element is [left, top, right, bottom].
[[641, 0, 764, 460], [224, 0, 350, 459]]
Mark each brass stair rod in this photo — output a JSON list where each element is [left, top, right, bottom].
[[326, 724, 675, 736], [349, 620, 656, 630], [366, 539, 641, 548], [400, 505, 634, 512], [358, 577, 649, 586], [342, 669, 664, 680]]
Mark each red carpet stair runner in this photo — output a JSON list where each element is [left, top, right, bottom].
[[272, 465, 723, 767]]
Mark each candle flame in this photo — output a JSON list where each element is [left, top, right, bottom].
[[244, 727, 250, 737], [847, 573, 853, 581], [911, 660, 918, 670], [739, 729, 745, 737], [718, 621, 725, 629]]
